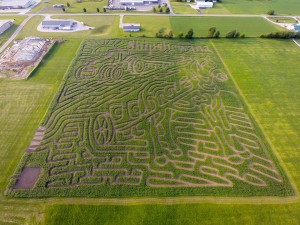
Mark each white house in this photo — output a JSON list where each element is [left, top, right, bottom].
[[120, 0, 158, 5], [41, 20, 75, 30], [0, 0, 35, 9], [0, 20, 13, 34], [197, 1, 213, 8], [123, 24, 140, 32]]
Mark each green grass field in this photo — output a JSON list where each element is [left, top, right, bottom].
[[0, 16, 26, 47], [171, 3, 199, 14], [0, 39, 82, 224], [202, 0, 300, 15], [123, 16, 282, 37], [45, 203, 300, 225], [30, 0, 107, 13]]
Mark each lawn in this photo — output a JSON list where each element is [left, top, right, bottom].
[[171, 2, 199, 14], [0, 16, 26, 47], [0, 39, 82, 224], [29, 0, 107, 13], [203, 0, 300, 15], [16, 15, 118, 39], [123, 16, 282, 37], [268, 17, 297, 24], [123, 16, 171, 37]]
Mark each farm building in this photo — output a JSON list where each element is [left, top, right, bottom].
[[0, 20, 13, 34], [123, 24, 140, 32], [0, 0, 35, 9], [197, 1, 213, 8], [294, 24, 300, 32], [41, 20, 75, 30], [120, 0, 158, 5]]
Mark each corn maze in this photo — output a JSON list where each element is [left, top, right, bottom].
[[7, 39, 293, 197]]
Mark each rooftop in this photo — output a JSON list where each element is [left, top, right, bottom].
[[42, 20, 74, 27], [0, 0, 33, 7], [0, 20, 12, 27]]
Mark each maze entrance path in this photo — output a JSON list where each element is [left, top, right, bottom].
[[7, 39, 294, 198]]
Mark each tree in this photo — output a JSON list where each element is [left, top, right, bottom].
[[240, 33, 245, 38], [158, 4, 161, 8], [178, 32, 184, 38], [159, 8, 163, 13], [225, 30, 236, 38], [83, 8, 87, 12], [166, 7, 170, 14], [234, 32, 240, 38], [207, 27, 216, 38], [267, 10, 275, 15], [185, 28, 194, 39], [97, 7, 100, 12], [67, 2, 70, 7], [168, 30, 173, 38], [153, 7, 156, 12], [62, 7, 66, 12], [214, 30, 220, 38], [103, 7, 106, 12]]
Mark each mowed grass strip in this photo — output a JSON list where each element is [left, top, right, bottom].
[[0, 39, 82, 194], [46, 203, 300, 225]]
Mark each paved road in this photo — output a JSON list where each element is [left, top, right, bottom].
[[0, 15, 33, 54]]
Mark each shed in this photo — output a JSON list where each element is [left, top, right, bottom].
[[42, 20, 74, 30], [0, 20, 13, 34], [123, 24, 140, 32], [197, 1, 213, 8]]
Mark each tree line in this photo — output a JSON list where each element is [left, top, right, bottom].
[[156, 27, 245, 39]]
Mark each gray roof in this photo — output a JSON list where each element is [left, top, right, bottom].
[[123, 25, 140, 30], [42, 20, 73, 27]]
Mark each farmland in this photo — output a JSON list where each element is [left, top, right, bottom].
[[6, 39, 293, 198], [42, 38, 300, 224]]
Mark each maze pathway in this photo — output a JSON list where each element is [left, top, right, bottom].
[[7, 39, 294, 197]]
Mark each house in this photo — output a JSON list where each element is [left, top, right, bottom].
[[0, 20, 13, 34], [197, 1, 213, 8], [294, 24, 300, 32], [41, 20, 75, 30], [123, 24, 140, 32], [0, 0, 35, 9], [120, 0, 158, 5]]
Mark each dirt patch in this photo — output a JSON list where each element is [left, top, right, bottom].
[[14, 167, 41, 189]]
